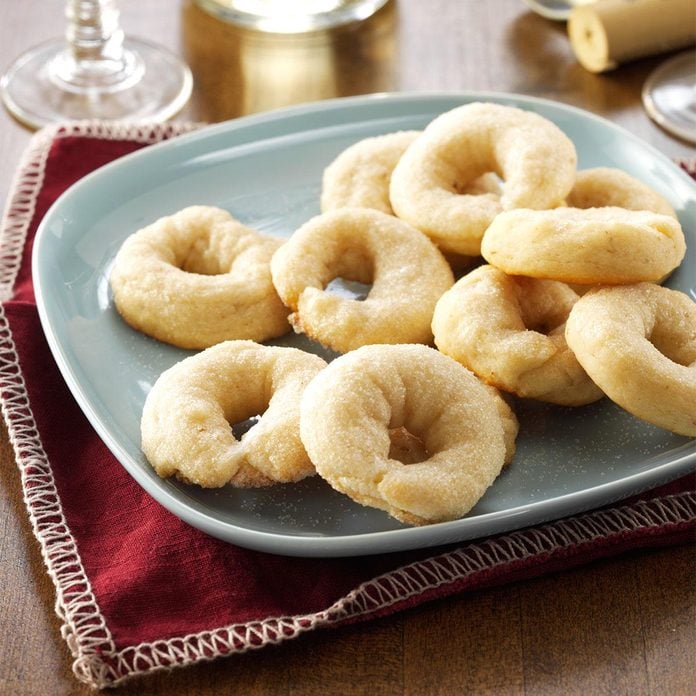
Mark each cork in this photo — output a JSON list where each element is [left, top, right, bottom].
[[568, 0, 696, 73]]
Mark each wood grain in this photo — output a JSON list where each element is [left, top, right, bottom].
[[403, 585, 525, 695], [0, 1, 693, 694]]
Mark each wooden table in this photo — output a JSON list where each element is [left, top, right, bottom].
[[0, 1, 693, 693]]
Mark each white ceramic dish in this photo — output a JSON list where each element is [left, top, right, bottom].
[[33, 92, 696, 557]]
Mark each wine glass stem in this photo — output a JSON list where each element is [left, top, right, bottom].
[[49, 0, 142, 92]]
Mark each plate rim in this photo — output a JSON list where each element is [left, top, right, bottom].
[[32, 90, 696, 557], [34, 90, 696, 206]]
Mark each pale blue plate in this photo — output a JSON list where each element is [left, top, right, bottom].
[[33, 93, 696, 557]]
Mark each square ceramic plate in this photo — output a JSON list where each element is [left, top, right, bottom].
[[33, 93, 696, 557]]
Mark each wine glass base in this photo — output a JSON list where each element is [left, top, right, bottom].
[[194, 0, 389, 33], [642, 51, 696, 146], [0, 37, 193, 130]]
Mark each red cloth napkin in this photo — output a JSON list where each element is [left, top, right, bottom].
[[1, 122, 694, 688]]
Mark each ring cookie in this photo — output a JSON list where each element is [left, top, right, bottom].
[[432, 265, 603, 405], [270, 207, 454, 352], [321, 130, 501, 217], [141, 341, 327, 487], [389, 102, 577, 255], [565, 284, 696, 436], [321, 131, 421, 214], [567, 167, 676, 217], [110, 206, 289, 349], [481, 207, 686, 285], [300, 344, 510, 525]]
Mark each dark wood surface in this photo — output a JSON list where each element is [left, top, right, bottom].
[[0, 1, 694, 694]]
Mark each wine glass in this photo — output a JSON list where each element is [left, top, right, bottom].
[[642, 50, 696, 146], [0, 1, 193, 130], [194, 0, 390, 33], [521, 0, 594, 22]]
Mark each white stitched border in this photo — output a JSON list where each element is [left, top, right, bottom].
[[0, 129, 50, 300], [0, 122, 694, 689], [86, 490, 696, 687], [0, 120, 201, 303], [0, 304, 116, 677], [0, 120, 202, 687]]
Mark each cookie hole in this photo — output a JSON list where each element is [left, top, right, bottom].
[[649, 329, 694, 367], [181, 260, 224, 276], [522, 317, 560, 335], [179, 238, 229, 276], [231, 414, 261, 440], [388, 426, 429, 465], [515, 280, 570, 336], [518, 303, 559, 334], [325, 277, 372, 301], [453, 171, 503, 196]]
